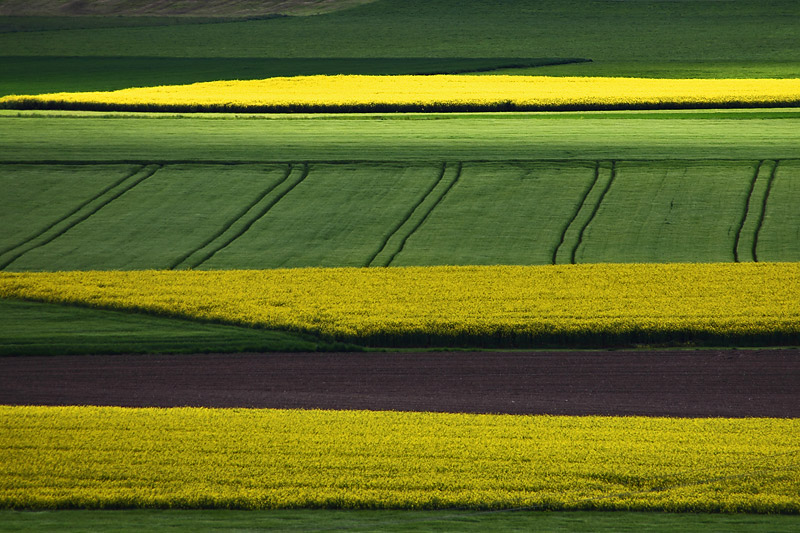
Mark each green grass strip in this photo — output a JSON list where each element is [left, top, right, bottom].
[[1, 406, 798, 512], [2, 509, 800, 532]]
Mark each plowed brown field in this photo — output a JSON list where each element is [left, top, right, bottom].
[[2, 349, 797, 417]]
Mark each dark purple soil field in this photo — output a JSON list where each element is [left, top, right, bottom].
[[1, 349, 798, 417]]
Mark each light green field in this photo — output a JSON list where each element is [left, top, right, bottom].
[[757, 160, 800, 262], [4, 110, 800, 162]]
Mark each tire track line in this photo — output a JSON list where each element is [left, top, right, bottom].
[[170, 164, 294, 270], [733, 160, 765, 262], [552, 161, 600, 265], [187, 162, 310, 269], [365, 162, 447, 267], [381, 162, 462, 267], [753, 160, 780, 262], [0, 164, 162, 270], [570, 161, 616, 264], [0, 164, 146, 258]]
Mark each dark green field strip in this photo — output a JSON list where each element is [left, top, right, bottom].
[[0, 163, 141, 256], [0, 298, 339, 356], [391, 162, 597, 266], [1, 509, 799, 533], [757, 160, 800, 262], [0, 57, 588, 97], [0, 0, 797, 72], [5, 164, 289, 271], [0, 164, 160, 270], [200, 162, 443, 269], [574, 161, 760, 264], [4, 114, 800, 162]]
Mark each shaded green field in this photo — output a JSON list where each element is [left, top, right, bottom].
[[0, 298, 339, 356], [1, 509, 798, 533], [1, 0, 798, 83], [2, 157, 798, 271]]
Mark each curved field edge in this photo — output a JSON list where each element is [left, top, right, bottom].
[[1, 263, 798, 349], [1, 406, 797, 512], [0, 298, 359, 356], [2, 76, 799, 113]]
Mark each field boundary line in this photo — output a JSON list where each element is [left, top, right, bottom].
[[552, 161, 601, 265], [734, 160, 771, 262], [365, 163, 447, 267], [170, 164, 293, 270], [380, 162, 462, 267], [0, 164, 145, 258], [563, 161, 616, 264], [752, 160, 780, 262], [0, 164, 161, 270], [185, 162, 310, 269]]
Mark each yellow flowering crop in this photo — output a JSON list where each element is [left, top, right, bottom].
[[1, 76, 799, 111], [1, 406, 797, 512], [0, 262, 797, 347]]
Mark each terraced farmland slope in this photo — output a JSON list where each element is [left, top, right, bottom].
[[2, 158, 799, 271]]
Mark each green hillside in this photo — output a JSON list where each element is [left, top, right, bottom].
[[1, 0, 799, 96]]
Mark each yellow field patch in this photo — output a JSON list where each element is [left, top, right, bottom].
[[0, 406, 797, 511], [2, 76, 799, 111], [1, 262, 798, 346]]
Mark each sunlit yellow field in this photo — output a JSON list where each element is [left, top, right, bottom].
[[1, 406, 796, 512], [1, 262, 798, 347], [2, 75, 799, 111]]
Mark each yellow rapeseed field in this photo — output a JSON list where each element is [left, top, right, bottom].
[[1, 75, 799, 111], [1, 406, 797, 511], [0, 262, 797, 346]]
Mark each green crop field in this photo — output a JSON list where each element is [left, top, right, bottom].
[[1, 112, 799, 272]]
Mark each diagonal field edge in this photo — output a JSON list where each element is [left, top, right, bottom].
[[0, 164, 161, 270]]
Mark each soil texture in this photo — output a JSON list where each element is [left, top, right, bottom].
[[1, 349, 797, 417]]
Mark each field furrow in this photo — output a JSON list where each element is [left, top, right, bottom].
[[574, 161, 759, 264], [757, 160, 800, 261], [176, 163, 306, 269], [200, 162, 443, 269], [0, 164, 157, 269]]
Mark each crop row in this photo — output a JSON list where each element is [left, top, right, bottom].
[[2, 76, 800, 112], [1, 262, 798, 348], [1, 406, 797, 512]]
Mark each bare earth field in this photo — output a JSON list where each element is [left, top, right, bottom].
[[2, 349, 797, 418]]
